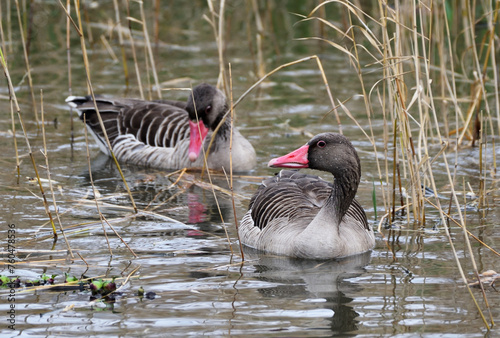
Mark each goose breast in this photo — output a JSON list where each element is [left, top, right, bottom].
[[239, 133, 375, 259]]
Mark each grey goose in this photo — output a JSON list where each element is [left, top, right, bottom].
[[66, 83, 256, 171], [239, 133, 375, 259]]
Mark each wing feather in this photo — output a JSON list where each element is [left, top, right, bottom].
[[67, 95, 191, 148], [249, 169, 368, 232]]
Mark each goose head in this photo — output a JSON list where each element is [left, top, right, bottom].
[[269, 133, 360, 176], [186, 83, 228, 162], [269, 133, 362, 214]]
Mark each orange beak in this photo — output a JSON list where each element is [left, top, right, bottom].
[[268, 144, 309, 168], [189, 120, 209, 162]]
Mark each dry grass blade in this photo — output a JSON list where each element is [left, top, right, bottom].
[[205, 0, 228, 91], [40, 90, 74, 257], [14, 0, 38, 124], [295, 37, 355, 59], [305, 0, 497, 328], [67, 0, 138, 213], [112, 0, 129, 87], [82, 113, 112, 256], [205, 55, 341, 161], [138, 0, 161, 99], [0, 46, 58, 238], [83, 114, 138, 258], [124, 0, 144, 99], [188, 84, 235, 257], [227, 65, 245, 260]]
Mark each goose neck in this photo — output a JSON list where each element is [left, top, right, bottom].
[[326, 168, 360, 224]]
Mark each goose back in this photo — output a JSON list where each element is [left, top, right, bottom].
[[248, 170, 368, 231], [67, 85, 256, 171], [239, 133, 375, 259], [70, 97, 190, 150]]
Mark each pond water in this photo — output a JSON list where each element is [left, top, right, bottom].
[[1, 1, 499, 337]]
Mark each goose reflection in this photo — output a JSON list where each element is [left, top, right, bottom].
[[77, 153, 244, 227], [243, 249, 372, 335]]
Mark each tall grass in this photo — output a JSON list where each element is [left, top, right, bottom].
[[302, 0, 498, 328], [1, 0, 498, 328]]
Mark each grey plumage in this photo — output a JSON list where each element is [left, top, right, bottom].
[[66, 84, 256, 171], [239, 133, 375, 259]]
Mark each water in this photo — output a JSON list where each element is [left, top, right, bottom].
[[1, 1, 499, 337]]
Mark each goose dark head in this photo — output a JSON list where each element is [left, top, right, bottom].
[[268, 132, 361, 183], [186, 83, 228, 161], [269, 133, 362, 222]]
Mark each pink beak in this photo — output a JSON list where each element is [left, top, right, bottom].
[[189, 120, 209, 162], [268, 144, 309, 168]]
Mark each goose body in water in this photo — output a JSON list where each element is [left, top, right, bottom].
[[66, 83, 256, 171], [239, 133, 375, 259]]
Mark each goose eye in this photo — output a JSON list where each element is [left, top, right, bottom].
[[205, 105, 212, 114], [317, 140, 326, 148]]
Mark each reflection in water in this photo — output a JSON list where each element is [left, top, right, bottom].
[[242, 249, 372, 335], [76, 154, 241, 227], [187, 193, 207, 223]]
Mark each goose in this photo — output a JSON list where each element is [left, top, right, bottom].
[[66, 83, 256, 171], [239, 132, 375, 259]]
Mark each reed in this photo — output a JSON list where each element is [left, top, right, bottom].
[[65, 0, 74, 145], [0, 46, 58, 238], [205, 0, 228, 92], [227, 64, 245, 259], [112, 0, 129, 88], [4, 1, 498, 320], [138, 0, 161, 99], [14, 0, 38, 124], [0, 20, 21, 183], [82, 113, 138, 258], [0, 1, 7, 61], [302, 0, 498, 329], [39, 90, 74, 258], [61, 0, 138, 214], [124, 0, 144, 99]]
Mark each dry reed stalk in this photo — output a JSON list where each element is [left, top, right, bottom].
[[251, 0, 265, 79], [205, 0, 228, 92], [76, 251, 89, 270], [62, 0, 138, 213], [143, 168, 188, 211], [100, 34, 119, 62], [0, 24, 21, 183], [436, 4, 495, 324], [146, 188, 186, 213], [82, 112, 112, 256], [83, 114, 138, 258], [153, 0, 160, 51], [106, 265, 140, 298], [15, 0, 38, 124], [188, 83, 235, 256], [227, 65, 245, 260], [205, 55, 339, 162], [124, 0, 144, 99], [0, 59, 58, 238], [413, 1, 492, 327], [305, 1, 496, 327], [0, 1, 7, 61], [9, 99, 20, 184], [112, 0, 130, 87], [303, 2, 393, 214], [6, 0, 12, 53], [345, 7, 389, 215], [139, 0, 161, 99], [65, 0, 74, 146], [81, 0, 93, 44], [39, 90, 74, 258]]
